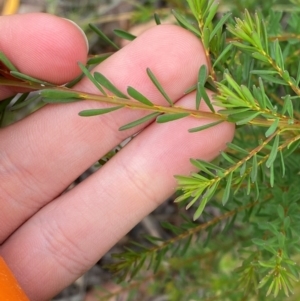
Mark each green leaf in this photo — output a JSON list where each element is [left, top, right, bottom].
[[204, 2, 218, 28], [282, 70, 290, 82], [10, 92, 29, 109], [296, 60, 300, 86], [78, 62, 107, 96], [222, 172, 232, 205], [78, 105, 123, 116], [285, 139, 300, 157], [220, 152, 236, 164], [279, 151, 285, 177], [130, 255, 146, 279], [10, 71, 54, 86], [252, 238, 266, 246], [190, 159, 225, 177], [256, 74, 288, 85], [200, 85, 215, 112], [282, 95, 294, 119], [240, 85, 256, 107], [0, 51, 18, 71], [188, 120, 224, 133], [240, 162, 246, 176], [42, 98, 82, 103], [65, 73, 85, 88], [250, 70, 278, 75], [156, 113, 189, 123], [146, 68, 173, 106], [184, 190, 206, 209], [196, 65, 210, 112], [94, 72, 129, 99], [113, 29, 136, 41], [119, 112, 160, 131], [213, 43, 233, 67], [265, 118, 279, 137], [218, 108, 253, 115], [235, 111, 261, 125], [258, 274, 271, 289], [196, 65, 208, 110], [172, 9, 200, 38], [251, 31, 263, 50], [227, 142, 250, 155], [273, 39, 284, 70], [277, 204, 285, 220], [89, 23, 119, 50], [193, 182, 218, 220], [87, 53, 112, 65], [203, 27, 210, 50], [261, 19, 269, 54], [144, 235, 164, 244], [210, 12, 231, 42], [224, 72, 244, 99], [251, 154, 258, 183], [154, 13, 161, 25], [258, 77, 267, 110], [10, 94, 40, 111], [231, 41, 256, 53], [252, 52, 270, 63], [127, 86, 153, 106], [258, 260, 276, 268], [180, 235, 193, 256], [41, 89, 84, 103], [184, 84, 197, 94], [266, 134, 279, 168]]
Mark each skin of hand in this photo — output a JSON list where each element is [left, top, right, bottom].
[[0, 13, 235, 301]]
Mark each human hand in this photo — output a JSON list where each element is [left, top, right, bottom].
[[0, 13, 234, 301]]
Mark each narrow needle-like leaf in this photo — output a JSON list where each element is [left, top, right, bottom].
[[251, 154, 258, 183], [200, 85, 215, 112], [296, 60, 300, 86], [10, 71, 54, 86], [79, 105, 124, 116], [127, 86, 154, 106], [171, 9, 200, 37], [189, 120, 224, 133], [146, 68, 173, 106], [11, 94, 39, 111], [193, 182, 218, 220], [78, 62, 107, 96], [87, 53, 112, 65], [222, 172, 232, 206], [94, 72, 129, 99], [41, 89, 84, 103], [113, 29, 136, 41], [196, 65, 208, 110], [0, 51, 18, 71], [209, 12, 232, 42], [89, 24, 119, 50], [156, 113, 189, 123], [279, 151, 285, 177], [265, 118, 279, 137], [266, 134, 279, 168], [213, 43, 233, 67], [119, 112, 160, 131], [154, 13, 161, 25]]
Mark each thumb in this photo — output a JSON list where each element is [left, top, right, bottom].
[[0, 13, 88, 99]]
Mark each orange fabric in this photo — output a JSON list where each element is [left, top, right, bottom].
[[0, 256, 30, 300]]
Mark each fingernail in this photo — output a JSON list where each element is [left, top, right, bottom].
[[63, 18, 89, 51]]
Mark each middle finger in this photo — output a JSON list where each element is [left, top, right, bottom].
[[0, 25, 207, 242]]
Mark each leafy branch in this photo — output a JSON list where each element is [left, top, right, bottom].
[[107, 200, 259, 280]]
